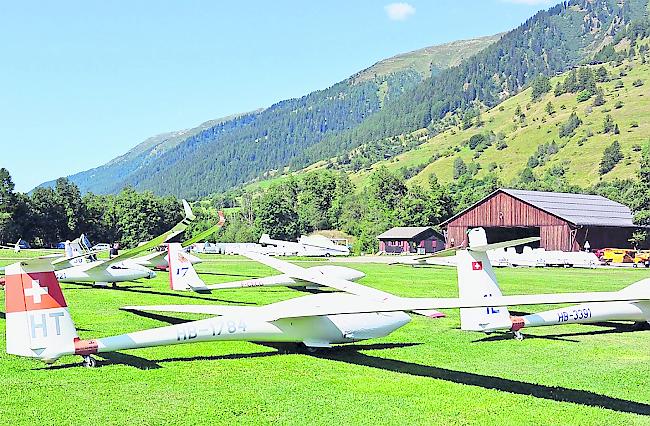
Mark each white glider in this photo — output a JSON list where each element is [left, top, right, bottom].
[[5, 252, 648, 367], [6, 227, 650, 367], [458, 232, 650, 339], [53, 200, 195, 287], [131, 211, 226, 270], [167, 244, 366, 293]]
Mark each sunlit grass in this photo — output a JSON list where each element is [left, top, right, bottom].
[[1, 254, 649, 424]]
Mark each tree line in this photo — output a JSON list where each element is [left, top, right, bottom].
[[3, 143, 649, 253], [0, 170, 182, 248]]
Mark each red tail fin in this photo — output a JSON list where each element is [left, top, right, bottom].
[[5, 260, 78, 362]]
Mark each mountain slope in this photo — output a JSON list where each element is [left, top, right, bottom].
[[351, 34, 503, 82], [298, 0, 649, 167], [45, 35, 499, 197], [347, 47, 650, 189], [39, 110, 260, 194]]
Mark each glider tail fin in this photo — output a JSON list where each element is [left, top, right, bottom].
[[458, 228, 511, 332], [5, 259, 78, 362], [167, 243, 209, 292]]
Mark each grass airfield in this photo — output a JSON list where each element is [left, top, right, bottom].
[[1, 252, 650, 425]]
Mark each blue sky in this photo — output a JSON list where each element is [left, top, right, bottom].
[[0, 0, 554, 192]]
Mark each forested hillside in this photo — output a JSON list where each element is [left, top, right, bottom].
[[40, 111, 259, 194], [46, 36, 498, 198], [221, 24, 650, 253], [297, 0, 649, 167], [346, 34, 650, 191]]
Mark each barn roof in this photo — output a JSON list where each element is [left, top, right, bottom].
[[442, 188, 635, 227], [377, 226, 439, 240]]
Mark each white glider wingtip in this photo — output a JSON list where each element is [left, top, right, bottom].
[[182, 199, 196, 221]]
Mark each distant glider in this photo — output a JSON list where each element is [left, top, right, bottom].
[[53, 200, 195, 287]]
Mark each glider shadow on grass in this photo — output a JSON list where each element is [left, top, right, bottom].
[[40, 312, 650, 415], [313, 350, 650, 416], [64, 282, 256, 305], [197, 272, 265, 279]]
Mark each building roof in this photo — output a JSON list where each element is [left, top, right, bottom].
[[377, 226, 439, 240], [442, 188, 635, 227]]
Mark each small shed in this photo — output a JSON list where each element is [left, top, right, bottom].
[[442, 188, 639, 251], [377, 227, 445, 255]]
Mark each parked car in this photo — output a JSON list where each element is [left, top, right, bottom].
[[91, 243, 111, 252], [599, 248, 636, 264]]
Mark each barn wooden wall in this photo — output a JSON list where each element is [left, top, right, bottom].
[[445, 192, 575, 251]]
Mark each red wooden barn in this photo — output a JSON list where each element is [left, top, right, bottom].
[[377, 227, 445, 255], [441, 188, 638, 251]]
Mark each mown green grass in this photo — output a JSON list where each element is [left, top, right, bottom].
[[0, 248, 63, 259], [1, 254, 649, 425]]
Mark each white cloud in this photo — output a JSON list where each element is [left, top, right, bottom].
[[385, 3, 416, 21]]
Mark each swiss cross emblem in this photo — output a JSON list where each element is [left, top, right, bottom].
[[24, 279, 48, 304], [471, 261, 483, 271]]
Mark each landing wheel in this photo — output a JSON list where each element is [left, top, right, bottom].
[[513, 330, 524, 341], [111, 282, 117, 288], [297, 343, 320, 354], [82, 355, 96, 368]]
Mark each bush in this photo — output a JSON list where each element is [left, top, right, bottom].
[[468, 134, 486, 149], [599, 141, 623, 175], [453, 157, 467, 179], [545, 101, 555, 115], [547, 164, 566, 177], [559, 112, 582, 138], [614, 100, 624, 109], [531, 75, 551, 101], [592, 89, 606, 106], [603, 114, 616, 133], [576, 90, 592, 102], [633, 79, 644, 87], [613, 80, 624, 89]]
